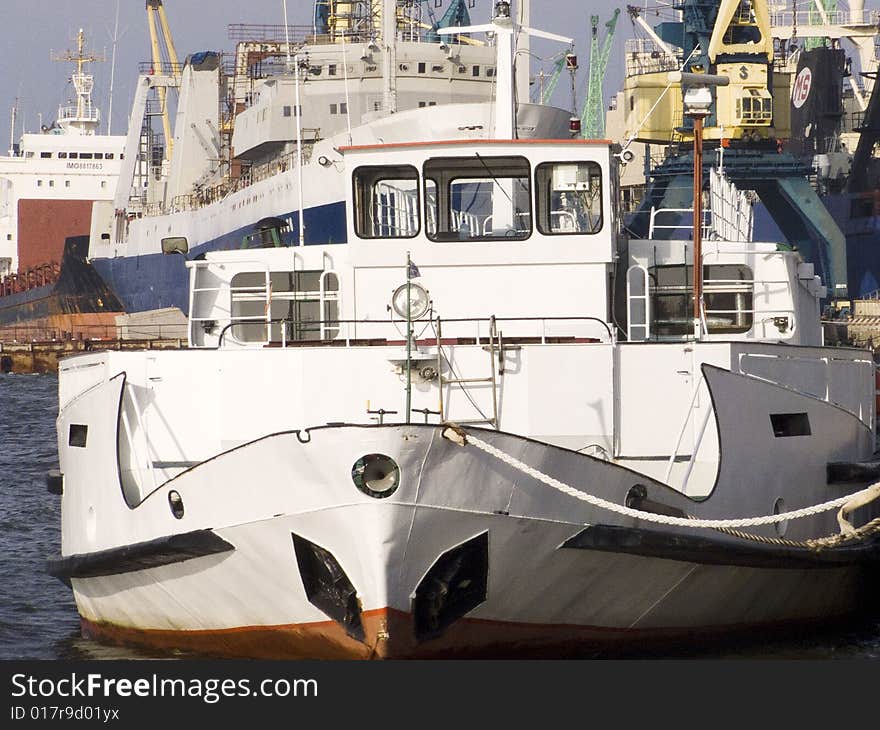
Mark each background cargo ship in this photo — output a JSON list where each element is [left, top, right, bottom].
[[0, 29, 125, 340]]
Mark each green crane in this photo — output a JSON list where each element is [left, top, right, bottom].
[[582, 9, 619, 139], [540, 54, 567, 105]]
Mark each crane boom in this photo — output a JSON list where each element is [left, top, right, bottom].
[[582, 9, 619, 138], [146, 1, 181, 160], [540, 55, 566, 105]]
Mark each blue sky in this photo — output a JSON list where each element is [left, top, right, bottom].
[[1, 1, 877, 143]]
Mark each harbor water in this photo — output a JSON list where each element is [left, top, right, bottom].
[[1, 373, 878, 660]]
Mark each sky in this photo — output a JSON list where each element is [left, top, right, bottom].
[[0, 0, 626, 142], [1, 1, 878, 144]]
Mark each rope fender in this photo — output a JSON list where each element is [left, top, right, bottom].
[[441, 425, 880, 541]]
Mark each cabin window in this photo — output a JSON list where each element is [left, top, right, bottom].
[[723, 1, 762, 44], [58, 152, 67, 158], [41, 152, 52, 159], [649, 264, 753, 337], [94, 153, 104, 159], [735, 88, 772, 124], [283, 105, 291, 117], [68, 153, 78, 159], [80, 153, 93, 159], [353, 165, 420, 239], [229, 270, 336, 343], [535, 162, 603, 235], [328, 64, 337, 76], [423, 156, 531, 241]]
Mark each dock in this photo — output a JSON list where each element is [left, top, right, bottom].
[[0, 337, 187, 374], [0, 311, 189, 373]]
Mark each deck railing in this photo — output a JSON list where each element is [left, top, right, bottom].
[[212, 315, 615, 349]]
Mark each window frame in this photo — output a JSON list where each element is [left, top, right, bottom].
[[422, 155, 533, 243], [352, 164, 421, 240], [649, 263, 754, 337], [534, 160, 605, 236]]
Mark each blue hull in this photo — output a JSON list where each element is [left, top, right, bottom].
[[753, 192, 880, 299], [92, 201, 347, 315]]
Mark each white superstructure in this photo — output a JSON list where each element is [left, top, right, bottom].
[[0, 30, 124, 278]]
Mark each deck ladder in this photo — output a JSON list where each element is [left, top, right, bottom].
[[436, 316, 501, 429]]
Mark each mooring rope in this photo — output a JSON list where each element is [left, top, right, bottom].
[[441, 425, 880, 544]]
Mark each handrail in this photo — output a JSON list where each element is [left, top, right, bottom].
[[213, 315, 615, 349]]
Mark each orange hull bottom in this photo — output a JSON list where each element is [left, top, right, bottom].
[[79, 608, 819, 659]]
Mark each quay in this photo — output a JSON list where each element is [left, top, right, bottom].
[[0, 337, 187, 374], [0, 313, 188, 373]]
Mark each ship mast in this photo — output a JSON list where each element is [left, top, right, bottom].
[[381, 0, 398, 113], [51, 29, 105, 136]]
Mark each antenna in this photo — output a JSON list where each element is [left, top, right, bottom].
[[282, 0, 294, 72], [341, 32, 353, 144], [107, 0, 121, 134], [9, 101, 17, 156]]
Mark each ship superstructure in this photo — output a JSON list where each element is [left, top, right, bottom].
[[87, 1, 580, 317], [0, 29, 125, 282]]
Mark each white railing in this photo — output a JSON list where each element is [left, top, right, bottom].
[[208, 315, 616, 350], [769, 9, 880, 27], [624, 38, 682, 76], [648, 206, 711, 238], [735, 349, 876, 429], [370, 182, 420, 237]]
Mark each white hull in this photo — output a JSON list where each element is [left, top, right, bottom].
[[54, 368, 880, 657]]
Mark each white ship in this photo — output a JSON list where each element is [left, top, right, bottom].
[[0, 28, 125, 337], [49, 1, 880, 659]]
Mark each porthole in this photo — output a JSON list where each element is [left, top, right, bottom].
[[773, 497, 788, 537], [351, 454, 400, 499], [168, 490, 185, 519]]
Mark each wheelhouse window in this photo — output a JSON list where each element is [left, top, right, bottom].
[[353, 165, 420, 239], [423, 156, 531, 241], [535, 162, 603, 235], [650, 264, 754, 337]]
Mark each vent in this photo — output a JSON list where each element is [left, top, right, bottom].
[[770, 412, 811, 437], [292, 534, 365, 642], [413, 532, 489, 642], [68, 424, 88, 448]]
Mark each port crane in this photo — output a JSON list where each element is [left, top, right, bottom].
[[146, 0, 181, 161], [582, 9, 619, 138]]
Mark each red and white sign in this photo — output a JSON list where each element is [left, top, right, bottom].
[[792, 67, 812, 109]]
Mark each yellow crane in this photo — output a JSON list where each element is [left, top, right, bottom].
[[146, 0, 181, 160]]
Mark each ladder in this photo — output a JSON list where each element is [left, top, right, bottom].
[[436, 316, 501, 428]]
